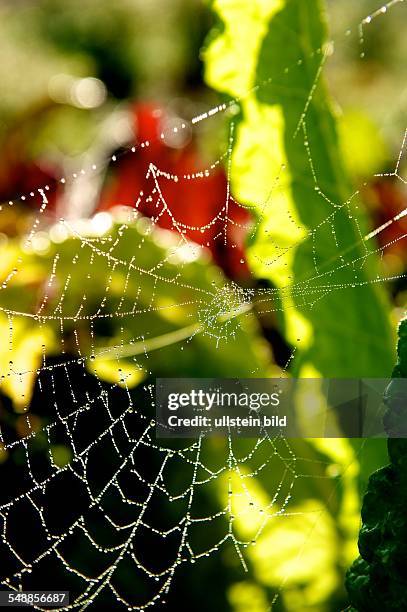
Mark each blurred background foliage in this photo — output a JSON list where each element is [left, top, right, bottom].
[[0, 0, 405, 610]]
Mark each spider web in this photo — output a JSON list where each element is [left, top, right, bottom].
[[0, 2, 406, 610]]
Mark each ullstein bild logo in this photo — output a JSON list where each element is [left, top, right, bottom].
[[155, 378, 407, 439], [167, 413, 287, 429]]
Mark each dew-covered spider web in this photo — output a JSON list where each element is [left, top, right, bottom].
[[0, 1, 406, 610]]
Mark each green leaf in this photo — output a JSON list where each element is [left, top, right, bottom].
[[0, 220, 270, 406], [204, 0, 394, 377], [346, 318, 407, 611]]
